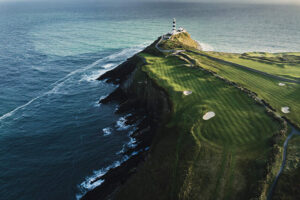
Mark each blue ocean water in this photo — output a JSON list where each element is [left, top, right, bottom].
[[0, 2, 299, 200]]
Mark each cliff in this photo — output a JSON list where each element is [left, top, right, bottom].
[[82, 39, 172, 200]]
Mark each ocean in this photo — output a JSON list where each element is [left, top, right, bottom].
[[0, 2, 299, 200]]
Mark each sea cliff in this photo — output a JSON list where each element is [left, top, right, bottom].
[[82, 40, 172, 200]]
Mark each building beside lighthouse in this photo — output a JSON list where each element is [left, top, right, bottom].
[[170, 18, 186, 35], [163, 19, 186, 40]]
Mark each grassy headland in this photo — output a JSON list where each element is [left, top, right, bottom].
[[108, 32, 293, 200]]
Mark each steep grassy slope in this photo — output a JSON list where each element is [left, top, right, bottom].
[[186, 51, 300, 128], [114, 46, 282, 199], [159, 32, 200, 51]]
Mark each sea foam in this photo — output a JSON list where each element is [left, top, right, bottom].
[[197, 41, 214, 51], [0, 44, 146, 122]]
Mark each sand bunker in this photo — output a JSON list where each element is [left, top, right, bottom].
[[281, 107, 290, 114], [183, 91, 193, 96], [279, 83, 286, 86], [203, 112, 215, 120]]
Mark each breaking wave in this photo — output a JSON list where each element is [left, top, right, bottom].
[[197, 41, 214, 51]]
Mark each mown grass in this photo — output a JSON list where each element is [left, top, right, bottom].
[[116, 52, 280, 200], [207, 51, 300, 81], [186, 51, 300, 128]]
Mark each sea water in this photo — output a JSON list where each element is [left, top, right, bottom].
[[0, 2, 300, 200]]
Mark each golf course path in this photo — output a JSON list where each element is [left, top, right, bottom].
[[267, 126, 300, 200]]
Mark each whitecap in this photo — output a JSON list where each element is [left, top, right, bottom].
[[76, 146, 145, 199], [102, 63, 115, 69], [80, 69, 105, 83], [116, 144, 126, 155], [127, 137, 137, 148], [115, 115, 132, 131], [102, 127, 113, 136], [93, 102, 101, 108], [197, 41, 214, 51], [77, 155, 131, 198]]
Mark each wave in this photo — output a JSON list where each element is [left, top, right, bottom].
[[0, 44, 146, 122], [76, 150, 143, 200], [80, 63, 116, 83], [116, 129, 137, 155], [101, 63, 115, 69], [79, 69, 105, 83], [93, 95, 108, 108], [0, 96, 42, 121], [76, 114, 142, 199], [197, 41, 214, 51], [115, 114, 132, 131], [102, 127, 113, 136]]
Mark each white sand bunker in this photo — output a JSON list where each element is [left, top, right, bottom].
[[281, 107, 290, 114], [183, 91, 193, 96], [279, 83, 286, 86], [203, 111, 216, 120]]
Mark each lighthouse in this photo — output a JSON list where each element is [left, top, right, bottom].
[[172, 18, 176, 34]]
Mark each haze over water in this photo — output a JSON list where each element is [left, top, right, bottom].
[[0, 2, 300, 200]]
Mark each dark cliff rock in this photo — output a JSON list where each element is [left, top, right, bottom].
[[82, 46, 171, 200]]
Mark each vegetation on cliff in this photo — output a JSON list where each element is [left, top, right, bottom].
[[89, 32, 300, 200], [159, 32, 200, 51]]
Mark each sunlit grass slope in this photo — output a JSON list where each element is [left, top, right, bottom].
[[208, 52, 300, 81], [116, 48, 281, 199], [186, 51, 300, 128], [159, 32, 200, 50]]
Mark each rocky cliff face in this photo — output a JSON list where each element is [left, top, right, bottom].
[[82, 45, 172, 200]]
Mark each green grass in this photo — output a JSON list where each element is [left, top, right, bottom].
[[112, 33, 294, 200], [272, 135, 300, 200], [207, 51, 300, 81], [159, 32, 200, 51], [115, 52, 281, 200], [186, 51, 300, 128]]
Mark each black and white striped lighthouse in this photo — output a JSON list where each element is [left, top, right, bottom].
[[172, 18, 176, 33]]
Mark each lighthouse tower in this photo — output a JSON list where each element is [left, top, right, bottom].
[[172, 18, 176, 34]]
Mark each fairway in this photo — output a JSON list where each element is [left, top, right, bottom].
[[208, 52, 300, 82], [129, 52, 282, 199], [142, 54, 278, 146], [186, 51, 300, 128]]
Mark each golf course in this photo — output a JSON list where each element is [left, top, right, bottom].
[[94, 31, 300, 200]]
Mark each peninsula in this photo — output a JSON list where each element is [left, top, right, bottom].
[[82, 20, 300, 200]]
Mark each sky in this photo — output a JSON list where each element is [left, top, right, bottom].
[[0, 0, 299, 4]]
